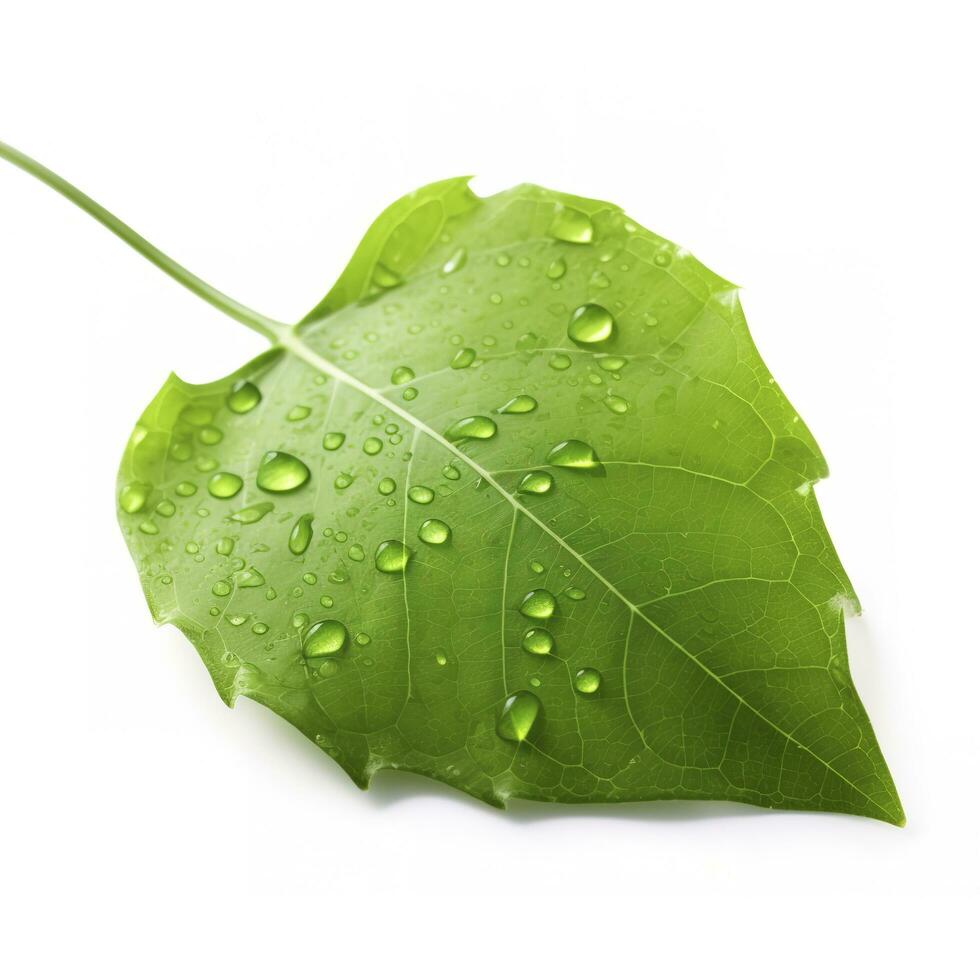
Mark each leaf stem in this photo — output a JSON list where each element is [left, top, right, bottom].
[[0, 140, 287, 342]]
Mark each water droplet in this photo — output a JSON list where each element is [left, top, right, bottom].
[[378, 477, 396, 495], [598, 355, 626, 372], [238, 566, 266, 588], [654, 251, 672, 267], [216, 537, 235, 556], [175, 481, 197, 497], [119, 482, 150, 514], [211, 580, 231, 597], [372, 262, 402, 288], [289, 514, 314, 555], [442, 246, 467, 274], [548, 353, 571, 371], [496, 690, 541, 743], [138, 519, 158, 535], [451, 348, 476, 369], [155, 499, 176, 517], [344, 543, 363, 562], [229, 502, 274, 524], [489, 292, 502, 305], [375, 539, 411, 573], [207, 472, 243, 499], [568, 304, 615, 345], [391, 365, 415, 385], [496, 253, 512, 267], [519, 589, 557, 620], [603, 393, 629, 414], [518, 471, 553, 495], [408, 485, 434, 504], [334, 472, 354, 490], [256, 451, 310, 492], [442, 464, 460, 480], [590, 270, 611, 289], [323, 432, 346, 451], [363, 436, 383, 456], [546, 257, 566, 280], [287, 405, 312, 421], [546, 439, 602, 470], [252, 622, 269, 635], [227, 380, 261, 413], [522, 627, 554, 656], [303, 619, 347, 658], [418, 519, 450, 544], [574, 667, 602, 695], [530, 560, 545, 574], [496, 394, 537, 414], [402, 386, 418, 401], [549, 206, 594, 244], [436, 653, 448, 666], [199, 425, 223, 445], [564, 587, 586, 601], [445, 416, 497, 441]]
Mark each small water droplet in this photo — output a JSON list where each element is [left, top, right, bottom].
[[549, 206, 594, 244], [199, 425, 223, 445], [442, 246, 467, 274], [522, 627, 554, 655], [323, 432, 346, 451], [256, 451, 310, 492], [372, 262, 402, 288], [289, 514, 314, 555], [408, 485, 434, 504], [442, 464, 460, 480], [590, 270, 611, 289], [546, 258, 566, 280], [303, 619, 348, 657], [548, 353, 571, 371], [292, 612, 310, 630], [568, 303, 615, 345], [603, 393, 630, 414], [211, 580, 231, 597], [238, 566, 266, 588], [496, 690, 541, 743], [496, 394, 538, 414], [403, 387, 418, 401], [564, 587, 586, 601], [518, 471, 553, 495], [286, 405, 311, 422], [229, 502, 274, 524], [155, 499, 176, 517], [378, 477, 396, 495], [334, 472, 354, 490], [363, 436, 383, 456], [654, 252, 672, 267], [546, 439, 602, 471], [598, 355, 626, 372], [391, 365, 415, 385], [227, 380, 261, 413], [138, 519, 159, 535], [574, 667, 602, 695], [216, 537, 235, 556], [519, 589, 557, 620], [451, 348, 476, 369], [436, 653, 448, 666], [119, 482, 150, 514], [207, 472, 243, 499], [418, 518, 450, 544], [445, 416, 497, 441], [530, 560, 545, 574], [252, 622, 269, 635], [375, 539, 411, 573], [175, 481, 197, 497]]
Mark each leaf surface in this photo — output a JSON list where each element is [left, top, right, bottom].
[[118, 180, 903, 823]]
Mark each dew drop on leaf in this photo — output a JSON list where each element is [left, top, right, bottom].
[[548, 353, 571, 371], [155, 499, 176, 517], [546, 439, 602, 471], [363, 437, 383, 456], [372, 262, 402, 289], [546, 257, 566, 280], [574, 667, 602, 695], [288, 513, 314, 555], [451, 347, 477, 369], [211, 580, 231, 597], [207, 472, 243, 499], [303, 619, 347, 658], [418, 519, 450, 544], [175, 481, 197, 497], [522, 627, 554, 655], [496, 394, 537, 414], [518, 471, 553, 495], [375, 539, 411, 573], [568, 303, 615, 345], [323, 432, 345, 451], [441, 246, 467, 274], [444, 416, 497, 441], [287, 405, 311, 421], [334, 472, 354, 490], [378, 477, 396, 495], [119, 482, 150, 514], [564, 586, 586, 601], [229, 502, 274, 524], [138, 519, 158, 535], [408, 485, 434, 504], [216, 537, 235, 556], [442, 464, 460, 480], [256, 451, 311, 492], [390, 365, 415, 385], [603, 393, 629, 414], [238, 566, 266, 588], [227, 380, 261, 414], [519, 589, 557, 620], [402, 387, 418, 401], [598, 355, 626, 372], [199, 425, 224, 445], [496, 690, 541, 743], [549, 206, 594, 244]]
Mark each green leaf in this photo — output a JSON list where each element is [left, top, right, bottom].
[[117, 179, 903, 824]]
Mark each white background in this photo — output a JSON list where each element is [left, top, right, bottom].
[[2, 2, 977, 976]]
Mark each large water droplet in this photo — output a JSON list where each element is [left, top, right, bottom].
[[303, 619, 347, 658], [363, 437, 383, 456], [238, 566, 266, 588], [496, 690, 541, 743], [375, 539, 411, 573], [378, 476, 396, 495], [574, 667, 602, 695], [289, 514, 314, 555], [496, 394, 537, 414], [568, 304, 615, 345], [418, 519, 450, 544], [207, 472, 243, 499], [546, 439, 602, 471], [549, 206, 594, 244], [119, 482, 150, 514], [518, 471, 553, 495], [390, 365, 415, 385], [227, 380, 261, 414], [256, 451, 310, 492], [408, 485, 434, 504], [445, 416, 497, 441], [522, 627, 554, 655], [519, 589, 557, 620]]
